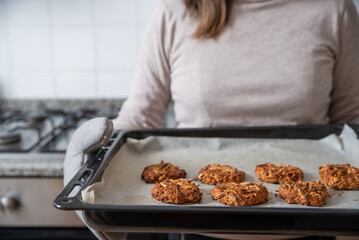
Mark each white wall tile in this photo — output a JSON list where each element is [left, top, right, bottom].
[[0, 0, 162, 99], [94, 0, 136, 25], [6, 0, 48, 26], [98, 71, 132, 98], [56, 71, 96, 98], [8, 71, 55, 98], [0, 68, 9, 77], [50, 0, 92, 25], [0, 1, 8, 29], [137, 25, 148, 48], [0, 30, 9, 70], [53, 28, 95, 69], [9, 28, 51, 69], [0, 1, 9, 76], [137, 0, 160, 24], [0, 74, 13, 98], [96, 27, 137, 69]]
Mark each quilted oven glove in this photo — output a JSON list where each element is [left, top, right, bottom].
[[63, 117, 127, 240]]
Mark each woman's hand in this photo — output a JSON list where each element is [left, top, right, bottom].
[[64, 117, 113, 185]]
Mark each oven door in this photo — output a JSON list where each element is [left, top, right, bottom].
[[0, 178, 83, 227]]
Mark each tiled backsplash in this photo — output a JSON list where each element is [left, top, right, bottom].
[[0, 0, 358, 100], [0, 0, 159, 99]]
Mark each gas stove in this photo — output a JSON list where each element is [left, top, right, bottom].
[[0, 107, 119, 228], [0, 108, 118, 154]]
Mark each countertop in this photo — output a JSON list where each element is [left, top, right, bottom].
[[0, 154, 65, 177]]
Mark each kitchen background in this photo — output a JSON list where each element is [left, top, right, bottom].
[[0, 1, 358, 239], [0, 0, 160, 100], [0, 0, 357, 101]]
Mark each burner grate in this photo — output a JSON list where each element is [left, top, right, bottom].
[[0, 108, 119, 154]]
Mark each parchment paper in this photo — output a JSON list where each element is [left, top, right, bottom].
[[82, 125, 359, 209]]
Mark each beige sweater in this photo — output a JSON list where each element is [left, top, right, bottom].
[[113, 0, 359, 130]]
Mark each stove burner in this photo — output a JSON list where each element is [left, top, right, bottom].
[[0, 108, 119, 152], [25, 113, 47, 124], [0, 131, 21, 144]]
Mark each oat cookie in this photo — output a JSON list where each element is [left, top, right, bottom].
[[141, 161, 186, 183], [279, 181, 330, 206], [198, 164, 245, 185], [151, 179, 202, 204], [319, 164, 359, 190], [255, 163, 304, 184], [211, 182, 268, 207]]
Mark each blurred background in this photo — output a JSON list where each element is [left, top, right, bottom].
[[0, 0, 358, 100], [0, 0, 160, 100]]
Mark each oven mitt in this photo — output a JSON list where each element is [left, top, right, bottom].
[[63, 117, 113, 185], [63, 117, 126, 240]]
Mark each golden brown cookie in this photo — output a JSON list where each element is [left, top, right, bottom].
[[151, 179, 202, 204], [211, 182, 268, 207], [255, 163, 304, 184], [141, 161, 186, 183], [198, 164, 245, 185], [319, 164, 359, 190], [278, 181, 330, 206]]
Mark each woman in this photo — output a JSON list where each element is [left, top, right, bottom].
[[113, 0, 359, 129], [64, 0, 359, 239]]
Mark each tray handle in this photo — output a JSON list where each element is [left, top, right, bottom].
[[53, 131, 121, 210], [53, 156, 102, 209], [53, 131, 120, 209]]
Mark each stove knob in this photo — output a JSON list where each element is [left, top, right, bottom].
[[0, 197, 19, 212]]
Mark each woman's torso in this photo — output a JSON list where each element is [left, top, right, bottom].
[[167, 0, 339, 127]]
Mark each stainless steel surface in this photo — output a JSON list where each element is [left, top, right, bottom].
[[0, 111, 65, 153], [0, 132, 21, 144], [0, 178, 83, 227]]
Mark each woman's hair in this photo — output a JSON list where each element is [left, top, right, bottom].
[[183, 0, 233, 38]]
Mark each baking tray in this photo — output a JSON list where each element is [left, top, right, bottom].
[[54, 124, 359, 235]]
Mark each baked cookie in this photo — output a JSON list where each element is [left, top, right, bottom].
[[255, 163, 304, 184], [141, 161, 186, 183], [211, 182, 268, 207], [151, 179, 202, 204], [198, 164, 245, 185], [319, 164, 359, 190], [279, 181, 330, 206]]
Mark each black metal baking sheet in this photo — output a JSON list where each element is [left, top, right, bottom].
[[54, 124, 359, 235]]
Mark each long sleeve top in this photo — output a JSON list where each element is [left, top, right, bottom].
[[112, 0, 359, 130]]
